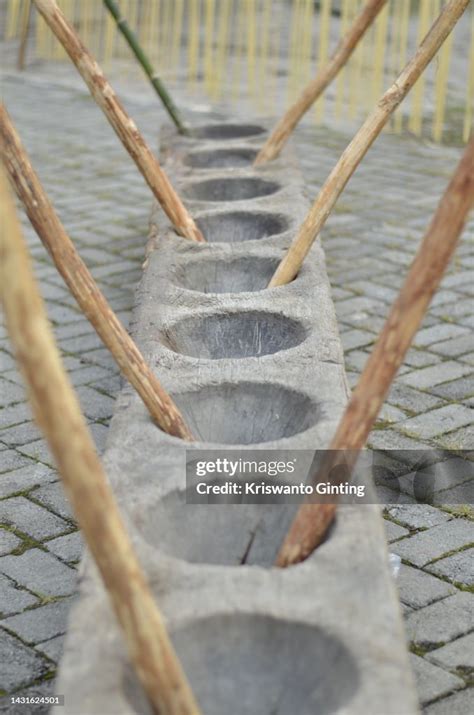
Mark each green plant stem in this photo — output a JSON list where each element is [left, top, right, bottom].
[[103, 0, 188, 134]]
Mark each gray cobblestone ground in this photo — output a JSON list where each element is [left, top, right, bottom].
[[1, 49, 473, 715]]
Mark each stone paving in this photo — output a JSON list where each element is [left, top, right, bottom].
[[0, 54, 473, 715]]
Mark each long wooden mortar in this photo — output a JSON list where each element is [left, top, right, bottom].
[[269, 0, 470, 288], [276, 134, 474, 568], [254, 0, 389, 166], [32, 0, 204, 243], [1, 105, 194, 441], [0, 167, 201, 715]]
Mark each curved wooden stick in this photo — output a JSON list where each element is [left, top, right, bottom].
[[0, 167, 201, 715], [269, 0, 469, 288], [32, 0, 204, 243], [254, 0, 388, 166], [276, 134, 474, 567], [1, 104, 194, 441]]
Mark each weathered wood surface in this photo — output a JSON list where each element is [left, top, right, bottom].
[[0, 167, 202, 715], [1, 105, 194, 440], [254, 0, 388, 166], [276, 134, 474, 567], [269, 0, 470, 288], [32, 0, 204, 243]]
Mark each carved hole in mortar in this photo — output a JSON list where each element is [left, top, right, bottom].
[[140, 485, 304, 566], [184, 177, 280, 202], [170, 383, 319, 444], [192, 123, 266, 139], [173, 256, 282, 293], [123, 615, 358, 715], [195, 211, 289, 243], [184, 147, 257, 169], [162, 311, 306, 359]]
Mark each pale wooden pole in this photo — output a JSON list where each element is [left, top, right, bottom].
[[31, 0, 204, 243], [254, 0, 388, 166], [1, 105, 194, 441], [0, 167, 202, 715], [275, 135, 474, 568], [269, 0, 470, 288]]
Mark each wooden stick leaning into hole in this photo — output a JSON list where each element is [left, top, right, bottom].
[[254, 0, 388, 166], [269, 0, 470, 288], [103, 0, 187, 135], [32, 0, 204, 243], [1, 105, 194, 441], [275, 134, 474, 568], [0, 168, 201, 715]]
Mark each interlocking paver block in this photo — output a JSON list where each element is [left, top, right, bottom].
[[0, 421, 41, 447], [0, 379, 25, 408], [409, 654, 464, 706], [392, 519, 474, 567], [397, 564, 457, 610], [0, 630, 50, 691], [35, 634, 65, 664], [0, 464, 56, 499], [0, 497, 71, 541], [405, 592, 474, 646], [0, 449, 34, 474], [47, 532, 83, 564], [0, 529, 21, 556], [430, 333, 474, 358], [431, 375, 474, 401], [414, 324, 469, 348], [402, 405, 474, 440], [387, 504, 451, 530], [16, 440, 54, 468], [424, 690, 474, 715], [426, 548, 474, 586], [384, 520, 409, 542], [2, 597, 75, 645], [386, 384, 445, 413], [0, 574, 37, 617], [0, 549, 76, 597], [427, 632, 474, 671], [399, 361, 473, 389], [76, 386, 115, 422], [31, 483, 73, 521]]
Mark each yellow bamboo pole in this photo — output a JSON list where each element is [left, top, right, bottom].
[[314, 0, 332, 122], [371, 0, 389, 107], [212, 0, 232, 100], [1, 105, 194, 441], [348, 0, 365, 120], [268, 0, 470, 288], [464, 5, 474, 142], [171, 0, 185, 77], [408, 0, 431, 135], [32, 0, 204, 243], [17, 0, 33, 70], [6, 0, 22, 39], [275, 134, 474, 568], [203, 0, 214, 92], [393, 0, 411, 133], [0, 167, 201, 715], [334, 0, 351, 119], [432, 18, 454, 142], [254, 0, 388, 165], [246, 0, 257, 100], [187, 0, 200, 89]]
